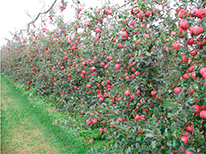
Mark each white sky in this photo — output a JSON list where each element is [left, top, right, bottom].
[[0, 0, 125, 47]]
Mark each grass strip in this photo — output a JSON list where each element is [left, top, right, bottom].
[[1, 74, 89, 154]]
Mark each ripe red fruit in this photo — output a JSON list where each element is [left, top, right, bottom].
[[186, 125, 194, 132], [135, 114, 140, 121], [89, 139, 94, 143], [97, 94, 102, 98], [61, 66, 64, 70], [137, 130, 142, 134], [130, 20, 135, 26], [67, 40, 71, 44], [195, 9, 206, 19], [200, 67, 206, 75], [191, 105, 200, 113], [118, 117, 123, 123], [151, 90, 156, 96], [92, 118, 97, 124], [188, 89, 195, 95], [174, 87, 181, 94], [203, 72, 206, 78], [193, 26, 204, 35], [90, 66, 96, 71], [117, 43, 123, 48], [190, 49, 197, 56], [200, 110, 206, 119], [197, 148, 201, 152], [187, 66, 194, 73], [99, 97, 104, 101], [110, 122, 115, 125], [182, 73, 190, 80], [145, 11, 151, 18], [138, 12, 144, 20], [181, 136, 188, 144], [135, 89, 140, 95], [120, 31, 128, 38], [136, 40, 141, 44], [180, 146, 185, 153], [180, 20, 189, 30], [125, 90, 131, 96], [95, 27, 100, 33], [178, 9, 188, 18], [143, 33, 149, 39], [135, 71, 139, 76], [107, 56, 112, 61], [86, 84, 91, 88], [172, 42, 181, 51], [82, 70, 86, 74], [99, 128, 104, 132], [96, 37, 99, 41], [154, 8, 160, 13], [104, 127, 108, 131], [181, 55, 189, 62], [187, 38, 195, 45], [115, 64, 121, 70], [86, 22, 90, 27]]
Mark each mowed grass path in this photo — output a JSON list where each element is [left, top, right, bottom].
[[1, 74, 89, 154]]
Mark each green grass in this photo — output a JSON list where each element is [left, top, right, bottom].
[[1, 74, 115, 154], [1, 74, 90, 154]]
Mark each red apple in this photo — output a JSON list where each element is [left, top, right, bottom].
[[195, 9, 206, 19], [200, 110, 206, 119], [130, 20, 135, 26], [190, 49, 197, 56], [99, 128, 104, 132], [178, 9, 188, 18], [135, 89, 140, 95], [145, 11, 151, 18], [90, 66, 96, 71], [110, 122, 115, 125], [200, 67, 206, 75], [191, 105, 200, 113], [92, 118, 97, 124], [181, 55, 189, 62], [89, 139, 94, 143], [193, 26, 204, 35], [182, 73, 190, 80], [135, 114, 140, 121], [174, 87, 181, 94], [187, 66, 194, 73], [120, 31, 128, 38], [86, 22, 90, 27], [181, 136, 188, 144], [180, 20, 189, 30], [125, 90, 131, 96], [172, 42, 181, 51], [137, 130, 143, 134], [67, 40, 71, 44], [118, 117, 123, 123], [187, 38, 195, 45], [115, 64, 121, 70], [186, 125, 194, 132]]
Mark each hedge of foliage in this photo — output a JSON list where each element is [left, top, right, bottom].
[[1, 0, 206, 153]]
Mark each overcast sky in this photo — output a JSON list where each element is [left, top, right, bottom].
[[0, 0, 125, 47]]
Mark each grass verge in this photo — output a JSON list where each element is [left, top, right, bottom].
[[1, 74, 89, 154]]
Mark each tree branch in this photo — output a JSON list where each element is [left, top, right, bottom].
[[19, 0, 57, 34]]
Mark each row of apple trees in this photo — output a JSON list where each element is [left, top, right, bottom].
[[1, 0, 206, 153]]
